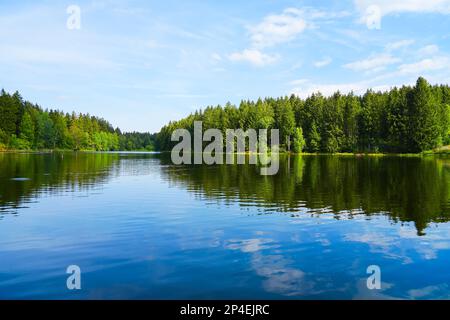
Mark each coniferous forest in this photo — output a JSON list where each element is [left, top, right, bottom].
[[156, 77, 450, 153], [1, 77, 449, 153], [0, 89, 156, 151]]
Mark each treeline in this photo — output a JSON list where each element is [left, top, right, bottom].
[[156, 77, 450, 153], [117, 131, 157, 151], [0, 89, 155, 151]]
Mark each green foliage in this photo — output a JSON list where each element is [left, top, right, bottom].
[[0, 128, 9, 145], [292, 127, 306, 153], [119, 132, 156, 151], [2, 77, 449, 154], [92, 132, 119, 151], [385, 87, 410, 152], [275, 98, 296, 149], [156, 77, 450, 154], [35, 111, 57, 149], [9, 134, 31, 150], [0, 89, 155, 151], [342, 94, 360, 152], [321, 93, 344, 153], [358, 90, 385, 152], [255, 99, 274, 129], [19, 110, 34, 143], [0, 90, 21, 137], [409, 77, 442, 152], [308, 122, 321, 152]]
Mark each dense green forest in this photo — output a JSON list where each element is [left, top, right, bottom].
[[0, 89, 155, 151], [2, 77, 449, 153], [156, 77, 450, 153]]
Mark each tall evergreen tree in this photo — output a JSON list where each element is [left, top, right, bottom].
[[19, 110, 34, 146], [293, 127, 306, 153], [308, 122, 321, 152], [409, 77, 441, 152]]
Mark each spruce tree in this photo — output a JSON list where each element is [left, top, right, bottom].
[[409, 77, 441, 152]]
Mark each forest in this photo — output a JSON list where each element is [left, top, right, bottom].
[[0, 89, 155, 151], [1, 77, 449, 153], [156, 77, 450, 153]]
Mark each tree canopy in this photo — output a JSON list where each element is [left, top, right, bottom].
[[2, 77, 449, 154], [156, 77, 450, 153], [0, 90, 155, 151]]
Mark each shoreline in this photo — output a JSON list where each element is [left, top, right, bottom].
[[0, 149, 157, 154], [2, 149, 448, 156]]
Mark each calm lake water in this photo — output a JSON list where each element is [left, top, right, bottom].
[[1, 152, 450, 299]]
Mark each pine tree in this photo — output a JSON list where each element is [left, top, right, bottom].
[[19, 110, 35, 145], [342, 93, 360, 152], [308, 122, 321, 152], [0, 91, 20, 137], [293, 127, 306, 153], [409, 77, 441, 152], [275, 98, 296, 150]]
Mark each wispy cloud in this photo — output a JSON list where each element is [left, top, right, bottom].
[[1, 1, 450, 132], [249, 8, 308, 48], [385, 39, 415, 51], [398, 56, 450, 74], [343, 54, 401, 72], [228, 49, 278, 67], [354, 0, 450, 18], [314, 57, 332, 68], [248, 7, 350, 49], [232, 6, 350, 67], [418, 44, 440, 56]]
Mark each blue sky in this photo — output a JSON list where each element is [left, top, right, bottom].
[[1, 0, 450, 132]]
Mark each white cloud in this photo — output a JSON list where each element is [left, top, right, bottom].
[[290, 81, 370, 98], [343, 53, 400, 72], [249, 8, 307, 48], [398, 56, 450, 74], [248, 7, 350, 49], [225, 238, 276, 253], [354, 0, 450, 17], [228, 49, 278, 66], [289, 78, 402, 99], [235, 7, 349, 68], [418, 45, 440, 56], [385, 39, 415, 51], [314, 57, 332, 68]]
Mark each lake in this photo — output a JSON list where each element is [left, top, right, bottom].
[[1, 152, 450, 299]]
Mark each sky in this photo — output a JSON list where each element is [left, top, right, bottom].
[[1, 0, 450, 132]]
